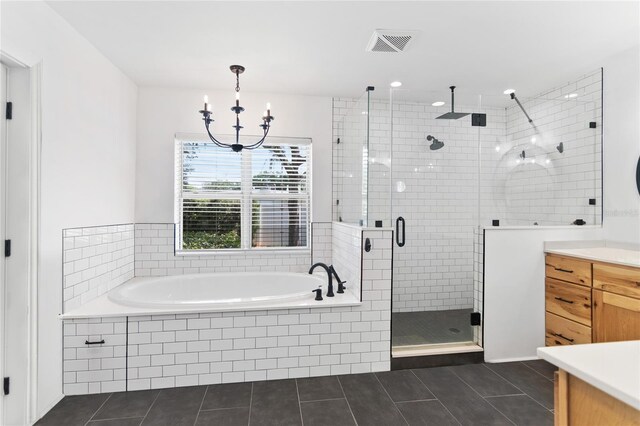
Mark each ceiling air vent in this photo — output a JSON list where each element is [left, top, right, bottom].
[[366, 30, 418, 53]]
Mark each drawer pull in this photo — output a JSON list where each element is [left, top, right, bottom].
[[551, 333, 574, 343], [554, 297, 574, 304], [85, 339, 105, 345], [553, 267, 574, 274]]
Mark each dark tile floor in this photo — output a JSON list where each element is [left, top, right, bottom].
[[392, 309, 474, 346], [36, 360, 556, 426]]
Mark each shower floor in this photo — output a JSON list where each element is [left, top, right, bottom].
[[392, 308, 474, 347]]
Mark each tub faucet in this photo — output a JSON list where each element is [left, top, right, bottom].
[[329, 265, 347, 294], [309, 262, 334, 297]]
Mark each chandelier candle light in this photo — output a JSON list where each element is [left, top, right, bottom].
[[199, 65, 274, 152]]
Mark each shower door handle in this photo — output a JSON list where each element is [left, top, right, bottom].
[[396, 216, 405, 247]]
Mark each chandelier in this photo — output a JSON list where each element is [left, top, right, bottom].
[[199, 65, 274, 152]]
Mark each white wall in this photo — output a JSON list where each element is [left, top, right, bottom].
[[1, 1, 138, 421], [602, 46, 640, 244], [135, 87, 332, 224], [483, 227, 603, 362]]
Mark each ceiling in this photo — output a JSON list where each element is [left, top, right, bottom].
[[47, 1, 639, 102]]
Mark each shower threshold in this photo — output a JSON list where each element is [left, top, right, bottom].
[[392, 341, 483, 358]]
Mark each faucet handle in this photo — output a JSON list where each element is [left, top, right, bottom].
[[337, 282, 346, 294], [312, 288, 323, 301]]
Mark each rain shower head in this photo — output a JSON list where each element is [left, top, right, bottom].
[[436, 86, 470, 120], [426, 135, 445, 150]]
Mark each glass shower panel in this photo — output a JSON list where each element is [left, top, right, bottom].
[[389, 88, 481, 349], [479, 69, 603, 227], [334, 91, 370, 225]]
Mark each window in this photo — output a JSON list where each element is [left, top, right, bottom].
[[175, 135, 311, 251]]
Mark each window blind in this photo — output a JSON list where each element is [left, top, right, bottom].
[[176, 136, 311, 251]]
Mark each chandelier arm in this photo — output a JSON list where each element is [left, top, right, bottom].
[[242, 125, 271, 149], [204, 120, 232, 148]]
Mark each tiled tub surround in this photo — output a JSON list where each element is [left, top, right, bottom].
[[63, 224, 135, 312], [134, 223, 311, 276], [332, 222, 363, 298], [310, 222, 332, 265], [62, 228, 393, 395]]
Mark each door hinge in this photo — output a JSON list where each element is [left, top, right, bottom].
[[3, 377, 9, 395], [470, 312, 481, 326], [4, 240, 10, 257], [5, 102, 12, 120]]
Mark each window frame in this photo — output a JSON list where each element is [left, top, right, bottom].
[[174, 133, 312, 254]]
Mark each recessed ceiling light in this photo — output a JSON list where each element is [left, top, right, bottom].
[[564, 93, 578, 99], [390, 81, 402, 88], [503, 89, 515, 95], [432, 101, 445, 107]]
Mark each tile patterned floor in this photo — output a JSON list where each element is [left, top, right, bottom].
[[36, 360, 556, 426], [392, 309, 474, 347]]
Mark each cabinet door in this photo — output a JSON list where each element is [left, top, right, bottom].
[[592, 289, 640, 343]]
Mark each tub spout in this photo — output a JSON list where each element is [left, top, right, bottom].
[[329, 265, 347, 294], [309, 262, 334, 297]]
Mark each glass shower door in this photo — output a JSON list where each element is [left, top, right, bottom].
[[388, 88, 480, 351]]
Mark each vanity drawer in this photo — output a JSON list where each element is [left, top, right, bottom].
[[593, 263, 640, 299], [545, 312, 591, 346], [545, 254, 592, 287], [545, 278, 592, 326]]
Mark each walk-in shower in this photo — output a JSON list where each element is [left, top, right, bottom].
[[333, 68, 603, 357]]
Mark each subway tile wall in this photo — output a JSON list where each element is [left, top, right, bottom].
[[332, 223, 363, 298], [310, 222, 332, 265], [497, 69, 602, 226], [62, 225, 135, 312], [473, 227, 484, 346], [134, 224, 310, 276], [63, 229, 392, 395], [385, 100, 504, 312], [63, 317, 128, 394]]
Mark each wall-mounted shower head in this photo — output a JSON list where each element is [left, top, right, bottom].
[[426, 135, 445, 150], [556, 142, 564, 154], [436, 86, 470, 120]]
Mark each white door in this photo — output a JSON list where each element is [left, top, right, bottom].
[[1, 63, 31, 426]]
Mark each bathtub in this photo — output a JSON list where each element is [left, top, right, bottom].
[[108, 272, 325, 309], [60, 271, 360, 319]]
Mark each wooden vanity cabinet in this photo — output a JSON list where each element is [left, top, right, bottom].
[[545, 255, 593, 346], [545, 253, 640, 346], [592, 263, 640, 343]]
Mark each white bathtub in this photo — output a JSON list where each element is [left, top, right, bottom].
[[108, 272, 325, 309]]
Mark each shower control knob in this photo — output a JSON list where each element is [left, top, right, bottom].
[[312, 288, 323, 301]]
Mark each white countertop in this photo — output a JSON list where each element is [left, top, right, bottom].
[[538, 341, 640, 410], [544, 242, 640, 268]]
